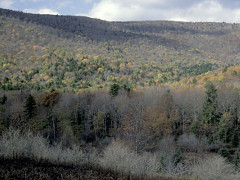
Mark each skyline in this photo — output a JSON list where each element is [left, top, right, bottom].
[[0, 0, 240, 22]]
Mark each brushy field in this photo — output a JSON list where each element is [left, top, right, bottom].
[[0, 129, 239, 180]]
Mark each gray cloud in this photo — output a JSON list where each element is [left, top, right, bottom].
[[218, 0, 240, 9], [88, 0, 240, 22], [0, 0, 14, 8]]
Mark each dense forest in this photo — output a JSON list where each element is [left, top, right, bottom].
[[1, 8, 240, 91], [1, 8, 240, 179]]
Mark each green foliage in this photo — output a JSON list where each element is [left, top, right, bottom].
[[24, 94, 37, 120], [109, 83, 120, 97], [201, 81, 218, 124], [173, 149, 183, 166], [183, 63, 213, 76], [122, 82, 133, 92], [222, 66, 228, 73], [192, 78, 197, 85], [218, 147, 230, 161], [232, 70, 238, 76], [190, 120, 199, 133], [70, 105, 85, 135], [0, 94, 7, 105], [158, 155, 166, 173], [93, 111, 106, 139], [0, 107, 7, 135], [233, 151, 240, 172], [231, 129, 239, 148], [218, 114, 234, 144]]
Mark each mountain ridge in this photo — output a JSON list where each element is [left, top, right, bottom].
[[0, 8, 240, 91]]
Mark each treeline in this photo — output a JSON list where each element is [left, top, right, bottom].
[[1, 82, 240, 151], [1, 82, 240, 178]]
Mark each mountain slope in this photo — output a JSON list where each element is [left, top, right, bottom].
[[174, 64, 240, 88], [0, 8, 240, 91], [1, 8, 240, 55]]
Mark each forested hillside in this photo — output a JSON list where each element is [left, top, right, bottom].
[[1, 8, 240, 92], [1, 8, 240, 179]]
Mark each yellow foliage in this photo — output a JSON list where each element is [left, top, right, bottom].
[[2, 64, 8, 70], [98, 68, 104, 73], [44, 75, 50, 81], [93, 56, 99, 61], [29, 56, 36, 61], [153, 112, 172, 136], [5, 70, 11, 74], [46, 79, 54, 84], [121, 76, 128, 82], [120, 63, 125, 68], [37, 91, 60, 107], [33, 74, 39, 79], [33, 46, 39, 50], [82, 58, 88, 63], [126, 62, 132, 67], [223, 112, 231, 120], [76, 54, 82, 59]]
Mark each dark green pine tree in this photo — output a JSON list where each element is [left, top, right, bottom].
[[109, 83, 120, 97], [173, 149, 183, 166], [201, 81, 218, 124], [0, 94, 7, 105], [218, 146, 230, 161], [231, 129, 239, 148], [24, 94, 37, 120]]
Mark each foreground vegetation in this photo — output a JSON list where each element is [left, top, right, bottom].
[[1, 80, 240, 179], [0, 129, 238, 180]]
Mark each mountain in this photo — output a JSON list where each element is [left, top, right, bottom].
[[0, 8, 240, 92]]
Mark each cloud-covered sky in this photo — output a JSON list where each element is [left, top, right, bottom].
[[1, 0, 240, 22]]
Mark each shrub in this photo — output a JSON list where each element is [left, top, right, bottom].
[[0, 128, 48, 158], [173, 149, 183, 166], [0, 128, 97, 165], [157, 136, 187, 176], [191, 155, 239, 180], [233, 151, 240, 172], [177, 133, 208, 152], [100, 140, 158, 176]]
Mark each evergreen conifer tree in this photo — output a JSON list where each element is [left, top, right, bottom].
[[218, 147, 230, 161], [24, 94, 37, 120], [201, 81, 218, 124], [231, 129, 239, 148], [0, 94, 7, 104], [109, 83, 120, 97], [173, 149, 183, 166]]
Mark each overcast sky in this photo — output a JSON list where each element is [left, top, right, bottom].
[[1, 0, 240, 22]]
